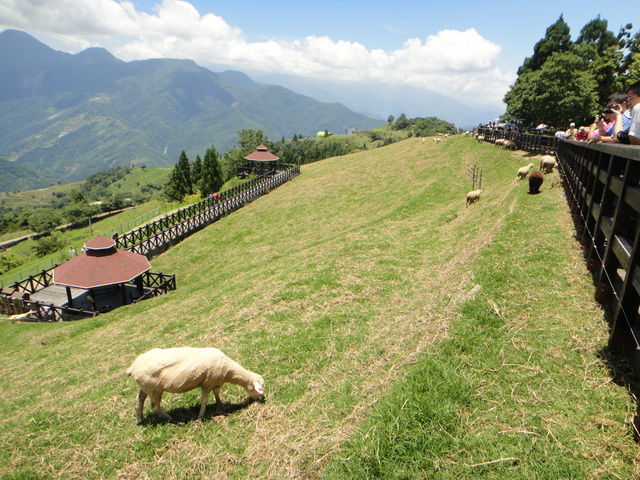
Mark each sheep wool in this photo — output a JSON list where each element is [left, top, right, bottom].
[[466, 189, 482, 207], [516, 163, 535, 182], [540, 155, 557, 173], [9, 310, 34, 323], [126, 347, 265, 422], [529, 171, 544, 194]]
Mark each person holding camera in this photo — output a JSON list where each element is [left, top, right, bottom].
[[588, 92, 632, 144], [624, 81, 640, 146]]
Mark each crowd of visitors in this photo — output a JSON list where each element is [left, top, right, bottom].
[[479, 81, 640, 147], [585, 81, 640, 146]]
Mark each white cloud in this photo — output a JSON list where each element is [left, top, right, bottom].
[[0, 0, 513, 107]]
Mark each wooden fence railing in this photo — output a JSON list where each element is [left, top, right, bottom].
[[116, 165, 300, 256], [0, 270, 175, 320], [557, 140, 640, 367], [476, 128, 559, 155], [1, 165, 299, 319]]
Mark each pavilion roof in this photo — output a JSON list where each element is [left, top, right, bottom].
[[244, 145, 279, 162], [52, 235, 151, 289]]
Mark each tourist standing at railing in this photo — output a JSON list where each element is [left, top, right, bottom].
[[626, 81, 640, 146], [589, 92, 633, 144], [565, 122, 577, 140]]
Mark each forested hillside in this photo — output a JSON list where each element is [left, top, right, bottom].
[[0, 30, 382, 189]]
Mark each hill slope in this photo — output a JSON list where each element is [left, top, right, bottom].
[[0, 30, 382, 189], [1, 137, 637, 478]]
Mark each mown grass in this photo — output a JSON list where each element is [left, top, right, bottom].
[[0, 136, 638, 479]]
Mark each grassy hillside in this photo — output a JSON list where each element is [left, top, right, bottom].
[[1, 136, 638, 479]]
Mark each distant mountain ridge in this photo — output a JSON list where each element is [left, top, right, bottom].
[[0, 29, 382, 190]]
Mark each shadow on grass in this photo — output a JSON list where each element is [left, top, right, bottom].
[[139, 397, 264, 426], [597, 345, 640, 441]]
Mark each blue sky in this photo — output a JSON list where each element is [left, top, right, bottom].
[[0, 0, 634, 111]]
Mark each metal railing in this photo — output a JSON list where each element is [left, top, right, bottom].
[[557, 140, 640, 366]]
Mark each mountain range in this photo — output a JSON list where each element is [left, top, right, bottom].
[[0, 29, 383, 191]]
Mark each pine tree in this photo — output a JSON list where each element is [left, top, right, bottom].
[[519, 15, 571, 74], [191, 155, 203, 194], [165, 151, 193, 202], [200, 147, 224, 197]]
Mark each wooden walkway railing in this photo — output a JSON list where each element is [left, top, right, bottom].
[[115, 165, 300, 257], [0, 271, 176, 320], [557, 140, 640, 367], [476, 128, 559, 155]]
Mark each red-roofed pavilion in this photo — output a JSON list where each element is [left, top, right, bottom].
[[52, 235, 151, 311], [243, 145, 279, 175]]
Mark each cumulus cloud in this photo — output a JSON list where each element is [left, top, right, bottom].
[[0, 0, 513, 107]]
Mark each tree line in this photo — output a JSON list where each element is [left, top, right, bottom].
[[503, 15, 639, 129]]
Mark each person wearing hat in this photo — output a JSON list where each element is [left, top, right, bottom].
[[565, 122, 577, 140]]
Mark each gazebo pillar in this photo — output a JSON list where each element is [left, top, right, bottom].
[[120, 283, 127, 305], [65, 287, 74, 308], [89, 288, 97, 311]]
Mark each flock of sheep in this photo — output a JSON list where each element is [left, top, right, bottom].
[[466, 134, 558, 206]]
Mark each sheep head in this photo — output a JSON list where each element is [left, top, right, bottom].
[[247, 375, 266, 402]]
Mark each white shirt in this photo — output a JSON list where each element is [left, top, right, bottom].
[[630, 104, 640, 141]]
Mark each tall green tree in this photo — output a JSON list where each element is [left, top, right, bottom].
[[222, 130, 270, 180], [574, 16, 624, 104], [165, 151, 193, 202], [620, 27, 640, 82], [575, 15, 617, 54], [504, 51, 598, 127], [191, 155, 203, 194], [200, 146, 224, 197], [519, 15, 571, 74]]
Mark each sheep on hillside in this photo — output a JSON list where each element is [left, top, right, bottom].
[[528, 171, 544, 194], [466, 189, 483, 207], [503, 140, 517, 151], [126, 347, 265, 423], [540, 155, 557, 173], [9, 310, 34, 323], [516, 163, 535, 182]]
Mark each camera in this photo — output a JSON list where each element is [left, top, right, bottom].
[[603, 105, 619, 114]]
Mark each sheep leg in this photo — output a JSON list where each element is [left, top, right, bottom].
[[135, 389, 147, 423], [149, 391, 171, 420], [198, 389, 210, 418], [213, 387, 225, 410]]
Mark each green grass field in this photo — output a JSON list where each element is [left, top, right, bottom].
[[1, 136, 638, 479]]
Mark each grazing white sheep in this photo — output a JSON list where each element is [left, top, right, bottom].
[[466, 189, 483, 207], [540, 155, 557, 173], [503, 140, 517, 151], [494, 138, 506, 147], [433, 137, 442, 143], [126, 347, 265, 422], [9, 310, 34, 323], [476, 135, 485, 143], [516, 163, 535, 182]]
